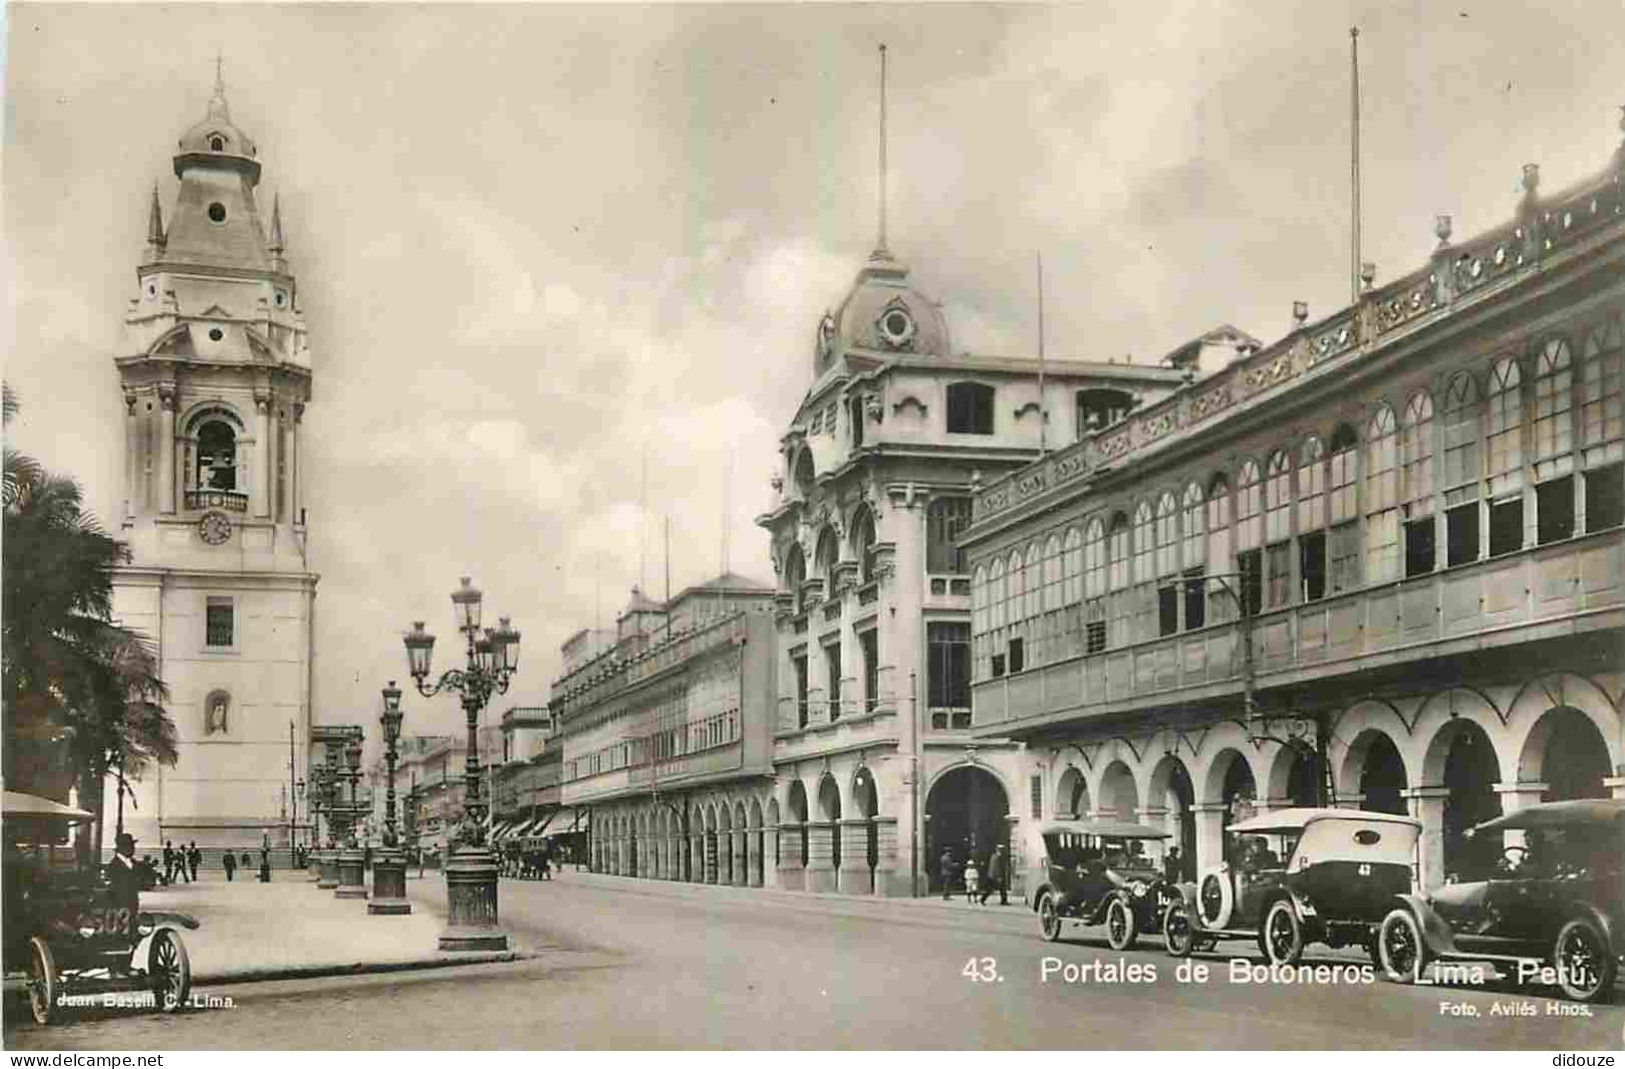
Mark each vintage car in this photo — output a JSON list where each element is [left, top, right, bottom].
[[1163, 807, 1422, 966], [1377, 798, 1624, 1003], [1030, 818, 1176, 950]]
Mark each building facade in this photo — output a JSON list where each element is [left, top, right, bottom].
[[110, 72, 319, 851], [754, 235, 1184, 896], [553, 576, 778, 884], [962, 132, 1625, 896], [396, 734, 465, 858]]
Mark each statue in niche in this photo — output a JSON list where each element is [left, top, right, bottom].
[[205, 692, 230, 735]]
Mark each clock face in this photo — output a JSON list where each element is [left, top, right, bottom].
[[198, 510, 233, 546]]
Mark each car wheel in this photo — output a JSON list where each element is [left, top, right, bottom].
[[1198, 871, 1232, 929], [1163, 903, 1195, 957], [1377, 908, 1429, 983], [150, 928, 192, 1013], [1106, 896, 1138, 951], [27, 936, 57, 1026], [1552, 918, 1616, 1004], [1038, 892, 1063, 943], [1262, 899, 1304, 966]]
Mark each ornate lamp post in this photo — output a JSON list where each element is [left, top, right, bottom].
[[335, 737, 369, 899], [369, 680, 412, 915], [315, 763, 340, 889], [402, 576, 521, 951]]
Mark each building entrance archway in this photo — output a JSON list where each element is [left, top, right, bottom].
[[1437, 720, 1503, 880], [1356, 731, 1408, 814], [925, 765, 1008, 893], [1523, 707, 1611, 802]]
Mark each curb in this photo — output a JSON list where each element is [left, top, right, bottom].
[[194, 949, 534, 987]]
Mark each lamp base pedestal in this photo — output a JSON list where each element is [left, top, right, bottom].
[[368, 849, 412, 915], [438, 844, 507, 951], [335, 848, 369, 899], [306, 855, 321, 882], [316, 849, 339, 890]]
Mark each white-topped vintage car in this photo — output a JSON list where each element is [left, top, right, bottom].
[[1163, 807, 1422, 966]]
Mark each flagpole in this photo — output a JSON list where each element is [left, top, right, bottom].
[[1037, 252, 1047, 456], [1351, 27, 1362, 307]]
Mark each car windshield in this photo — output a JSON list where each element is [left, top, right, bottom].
[[1472, 823, 1625, 880], [1225, 830, 1299, 870], [1045, 831, 1164, 872]]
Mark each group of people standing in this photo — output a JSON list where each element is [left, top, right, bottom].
[[162, 840, 201, 884], [939, 843, 1009, 906]]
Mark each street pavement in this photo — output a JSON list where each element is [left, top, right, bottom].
[[7, 867, 1623, 1049]]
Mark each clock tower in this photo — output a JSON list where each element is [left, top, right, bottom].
[[111, 68, 318, 856]]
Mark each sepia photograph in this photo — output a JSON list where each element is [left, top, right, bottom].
[[2, 0, 1623, 1053]]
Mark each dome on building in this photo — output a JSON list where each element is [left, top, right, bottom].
[[173, 66, 260, 182], [816, 246, 951, 375]]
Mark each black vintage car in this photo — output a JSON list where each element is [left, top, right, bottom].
[[1163, 807, 1423, 966], [1029, 819, 1175, 950], [1377, 798, 1624, 1003]]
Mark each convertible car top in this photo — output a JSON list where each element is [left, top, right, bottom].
[[1468, 798, 1625, 835], [1227, 807, 1422, 834], [1039, 818, 1171, 840]]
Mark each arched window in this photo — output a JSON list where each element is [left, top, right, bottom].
[[1025, 542, 1044, 619], [990, 559, 1007, 630], [1580, 315, 1623, 458], [1298, 437, 1326, 534], [1062, 527, 1084, 604], [1365, 405, 1399, 582], [1487, 357, 1523, 491], [1533, 337, 1573, 472], [1084, 518, 1106, 599], [816, 527, 840, 597], [1107, 512, 1130, 592], [1133, 501, 1155, 584], [1206, 474, 1231, 579], [1007, 550, 1026, 623], [1182, 482, 1205, 571], [1442, 375, 1479, 494], [1155, 492, 1179, 577], [1265, 449, 1291, 545], [1328, 424, 1359, 523], [1403, 392, 1435, 510], [784, 546, 807, 613], [850, 506, 877, 584], [196, 420, 238, 492], [1236, 460, 1262, 552], [1043, 534, 1063, 613], [971, 565, 987, 636], [792, 450, 816, 500]]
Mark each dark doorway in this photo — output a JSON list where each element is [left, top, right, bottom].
[[1441, 722, 1503, 880], [925, 766, 1009, 893], [1358, 732, 1408, 815], [1534, 708, 1609, 802]]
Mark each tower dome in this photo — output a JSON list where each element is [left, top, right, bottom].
[[814, 245, 951, 377], [174, 61, 261, 185]]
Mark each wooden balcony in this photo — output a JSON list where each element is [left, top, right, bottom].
[[185, 488, 248, 513], [972, 528, 1623, 736]]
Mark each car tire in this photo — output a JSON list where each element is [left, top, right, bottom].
[[1197, 870, 1232, 930], [1038, 892, 1063, 943], [1106, 896, 1138, 951], [149, 928, 192, 1013], [1377, 908, 1429, 984], [1261, 899, 1304, 966], [27, 936, 57, 1026], [1163, 903, 1195, 957], [1552, 918, 1617, 1004]]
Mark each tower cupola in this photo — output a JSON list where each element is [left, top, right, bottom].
[[174, 59, 261, 185]]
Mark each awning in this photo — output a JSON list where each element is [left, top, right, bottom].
[[489, 820, 518, 841], [543, 808, 584, 837]]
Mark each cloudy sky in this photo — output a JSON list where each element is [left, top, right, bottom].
[[4, 2, 1622, 746]]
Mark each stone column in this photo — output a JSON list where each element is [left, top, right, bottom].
[[777, 822, 806, 891], [1256, 795, 1294, 815], [291, 403, 304, 525], [253, 393, 271, 518], [1191, 803, 1228, 875], [1493, 782, 1549, 852], [1403, 786, 1450, 891], [805, 820, 836, 892], [158, 385, 177, 514], [734, 830, 749, 887], [689, 834, 702, 882], [763, 826, 781, 889], [871, 816, 902, 896], [123, 391, 139, 522], [1333, 792, 1366, 810], [1605, 777, 1625, 801], [704, 833, 718, 884], [838, 817, 872, 895]]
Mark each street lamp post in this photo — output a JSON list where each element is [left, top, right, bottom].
[[304, 770, 322, 880], [336, 738, 369, 899], [369, 680, 412, 915], [315, 763, 340, 889], [401, 576, 520, 951], [294, 777, 305, 869]]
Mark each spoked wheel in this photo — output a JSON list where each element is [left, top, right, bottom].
[[149, 928, 192, 1013], [1106, 897, 1139, 951], [1377, 908, 1428, 983], [27, 936, 58, 1026], [1038, 892, 1063, 943], [1553, 918, 1616, 1004], [1163, 904, 1195, 956], [1262, 900, 1304, 966]]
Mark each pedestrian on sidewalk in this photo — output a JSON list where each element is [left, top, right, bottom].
[[162, 840, 177, 884], [258, 846, 272, 883], [1163, 846, 1181, 885], [979, 845, 1008, 906], [964, 857, 980, 904], [187, 841, 201, 882], [938, 848, 955, 900], [222, 850, 237, 881]]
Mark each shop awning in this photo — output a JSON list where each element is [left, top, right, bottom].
[[543, 807, 584, 836], [489, 820, 517, 841]]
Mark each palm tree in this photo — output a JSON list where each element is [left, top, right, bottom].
[[3, 383, 175, 859]]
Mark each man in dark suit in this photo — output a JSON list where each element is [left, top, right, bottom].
[[162, 840, 176, 885], [106, 833, 142, 939], [979, 844, 1009, 906], [939, 848, 956, 900]]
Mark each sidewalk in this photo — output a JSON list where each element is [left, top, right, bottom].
[[125, 870, 518, 984]]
